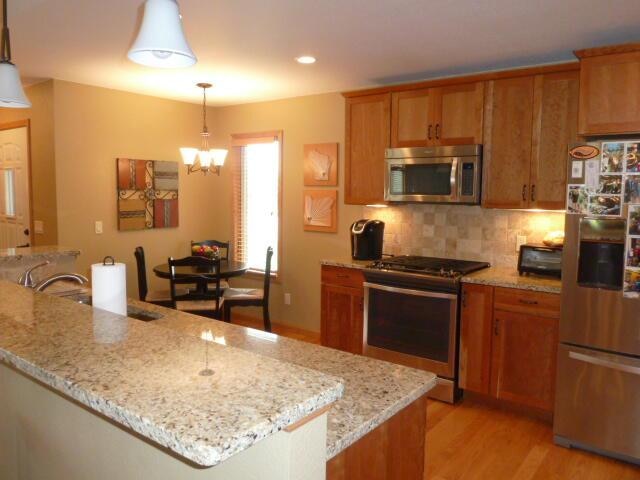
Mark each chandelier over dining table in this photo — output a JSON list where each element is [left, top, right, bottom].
[[180, 83, 228, 175]]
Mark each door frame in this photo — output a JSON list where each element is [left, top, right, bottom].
[[0, 119, 33, 247]]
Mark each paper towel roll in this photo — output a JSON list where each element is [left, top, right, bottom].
[[91, 259, 127, 316]]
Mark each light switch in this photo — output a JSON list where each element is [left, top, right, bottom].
[[284, 293, 291, 305], [34, 220, 44, 234], [95, 221, 103, 234]]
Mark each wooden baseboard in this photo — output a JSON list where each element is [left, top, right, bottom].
[[230, 312, 320, 344]]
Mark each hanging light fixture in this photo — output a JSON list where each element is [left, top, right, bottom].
[[128, 0, 197, 68], [0, 0, 30, 108], [180, 83, 227, 175]]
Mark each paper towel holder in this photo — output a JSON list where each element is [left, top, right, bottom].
[[102, 256, 116, 266]]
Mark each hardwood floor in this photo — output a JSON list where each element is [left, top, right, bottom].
[[239, 318, 639, 479], [426, 399, 640, 480]]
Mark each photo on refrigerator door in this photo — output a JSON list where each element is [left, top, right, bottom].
[[588, 195, 621, 216], [567, 185, 588, 214], [601, 142, 624, 173], [625, 142, 640, 173], [623, 268, 640, 298], [629, 206, 640, 235], [625, 176, 640, 204], [627, 238, 640, 268], [597, 175, 623, 195]]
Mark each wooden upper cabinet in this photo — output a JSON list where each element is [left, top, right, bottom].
[[459, 284, 494, 395], [391, 89, 434, 147], [391, 83, 483, 147], [576, 44, 640, 135], [530, 71, 579, 210], [435, 83, 484, 146], [345, 93, 391, 205], [482, 76, 534, 209]]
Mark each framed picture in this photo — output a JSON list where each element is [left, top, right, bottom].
[[601, 142, 624, 173], [117, 158, 179, 231], [303, 189, 337, 232], [303, 143, 338, 186]]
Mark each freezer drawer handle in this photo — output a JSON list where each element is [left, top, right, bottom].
[[569, 351, 640, 376]]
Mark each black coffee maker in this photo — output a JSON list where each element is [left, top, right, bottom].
[[351, 219, 385, 260]]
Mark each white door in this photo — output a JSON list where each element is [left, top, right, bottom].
[[0, 126, 31, 249]]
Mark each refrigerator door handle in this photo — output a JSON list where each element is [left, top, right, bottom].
[[569, 350, 640, 376]]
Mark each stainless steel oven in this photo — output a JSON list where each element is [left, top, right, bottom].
[[384, 145, 482, 204], [363, 282, 459, 402]]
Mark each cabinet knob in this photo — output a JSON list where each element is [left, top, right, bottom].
[[531, 184, 536, 203], [427, 124, 432, 140], [518, 298, 539, 305], [494, 318, 500, 336], [435, 124, 440, 140], [522, 184, 528, 202]]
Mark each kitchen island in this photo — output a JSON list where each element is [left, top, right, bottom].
[[0, 281, 436, 480]]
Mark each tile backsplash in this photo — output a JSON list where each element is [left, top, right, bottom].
[[364, 205, 565, 268]]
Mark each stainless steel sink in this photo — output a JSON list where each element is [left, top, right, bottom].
[[60, 293, 164, 322]]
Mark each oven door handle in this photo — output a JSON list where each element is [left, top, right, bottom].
[[363, 282, 458, 300]]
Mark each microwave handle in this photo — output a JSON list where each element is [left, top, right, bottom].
[[451, 158, 459, 201]]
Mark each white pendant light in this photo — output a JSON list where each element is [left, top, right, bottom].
[[179, 83, 228, 176], [0, 0, 30, 108], [128, 0, 196, 68]]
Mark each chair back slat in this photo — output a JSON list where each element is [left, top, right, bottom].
[[167, 256, 223, 312], [190, 240, 230, 260], [263, 247, 274, 301], [134, 246, 148, 301]]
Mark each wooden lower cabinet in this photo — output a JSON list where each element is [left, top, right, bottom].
[[327, 394, 427, 480], [459, 284, 559, 413], [490, 309, 559, 411], [320, 266, 364, 355]]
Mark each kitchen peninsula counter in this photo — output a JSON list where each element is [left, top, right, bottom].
[[0, 281, 343, 475]]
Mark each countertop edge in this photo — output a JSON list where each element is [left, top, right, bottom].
[[320, 259, 368, 270], [0, 347, 344, 467], [461, 275, 562, 294], [326, 375, 437, 460]]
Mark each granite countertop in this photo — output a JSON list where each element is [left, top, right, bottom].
[[0, 281, 344, 467], [136, 300, 437, 460], [0, 245, 80, 263], [462, 266, 562, 294], [320, 258, 371, 270]]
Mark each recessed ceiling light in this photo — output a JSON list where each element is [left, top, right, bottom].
[[295, 55, 316, 65]]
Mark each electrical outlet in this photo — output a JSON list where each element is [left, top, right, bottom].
[[284, 293, 291, 305], [516, 234, 527, 252], [95, 221, 103, 234], [34, 220, 44, 234]]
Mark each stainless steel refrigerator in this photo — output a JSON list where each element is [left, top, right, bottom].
[[554, 145, 640, 464]]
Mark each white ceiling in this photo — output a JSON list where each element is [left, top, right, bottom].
[[11, 0, 640, 106]]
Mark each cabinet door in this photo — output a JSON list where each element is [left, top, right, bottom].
[[578, 51, 640, 135], [459, 284, 494, 394], [345, 94, 391, 204], [490, 310, 559, 412], [391, 89, 435, 147], [482, 77, 534, 209], [433, 83, 484, 146], [321, 283, 364, 355], [530, 71, 579, 210]]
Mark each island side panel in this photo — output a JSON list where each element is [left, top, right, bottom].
[[326, 393, 427, 480], [0, 363, 328, 480]]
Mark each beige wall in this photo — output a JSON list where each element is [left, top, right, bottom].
[[52, 80, 236, 299], [0, 80, 58, 246], [210, 94, 363, 331]]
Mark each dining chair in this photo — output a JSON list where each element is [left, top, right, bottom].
[[223, 247, 273, 332], [134, 246, 187, 307], [190, 240, 230, 260], [168, 255, 225, 319]]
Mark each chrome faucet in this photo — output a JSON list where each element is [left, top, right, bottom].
[[17, 261, 50, 288], [33, 273, 89, 292]]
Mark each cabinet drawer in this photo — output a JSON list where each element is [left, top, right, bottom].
[[321, 266, 364, 289], [494, 287, 560, 319]]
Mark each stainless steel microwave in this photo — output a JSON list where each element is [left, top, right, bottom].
[[384, 145, 482, 204]]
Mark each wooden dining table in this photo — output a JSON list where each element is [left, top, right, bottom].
[[153, 260, 249, 296]]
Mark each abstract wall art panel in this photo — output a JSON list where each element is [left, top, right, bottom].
[[303, 189, 337, 233], [303, 143, 338, 186], [116, 158, 179, 231]]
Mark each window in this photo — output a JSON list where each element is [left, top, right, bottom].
[[3, 169, 16, 217], [232, 132, 281, 274]]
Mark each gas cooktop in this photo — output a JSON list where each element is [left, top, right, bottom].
[[369, 255, 490, 278]]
